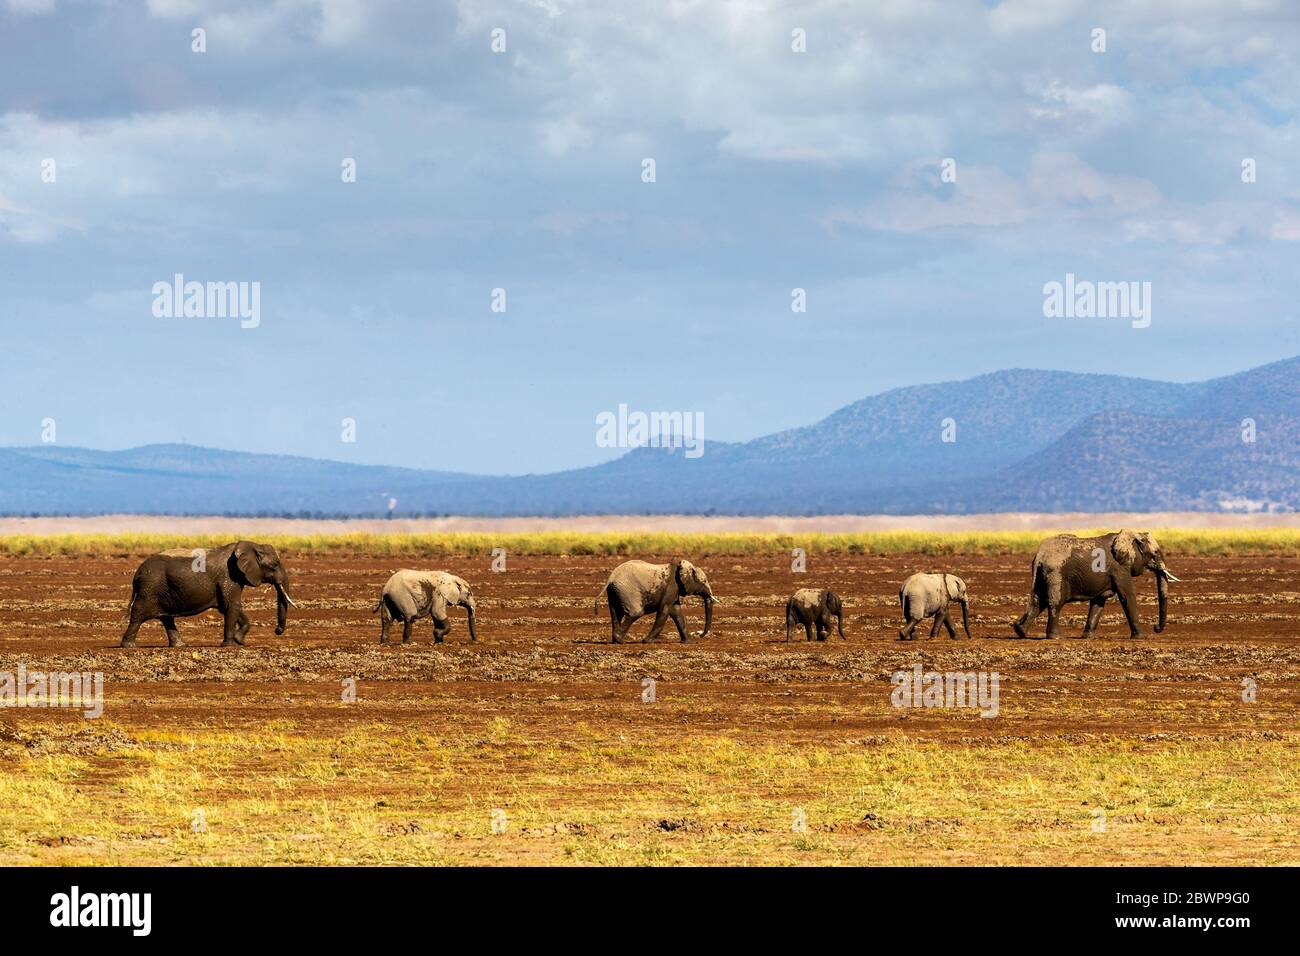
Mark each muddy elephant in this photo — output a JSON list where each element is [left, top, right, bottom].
[[596, 558, 718, 643], [785, 588, 846, 642], [121, 541, 297, 647], [374, 569, 478, 644], [1012, 530, 1179, 640], [899, 572, 971, 641]]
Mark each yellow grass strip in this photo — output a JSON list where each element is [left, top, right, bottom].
[[3, 528, 1300, 557]]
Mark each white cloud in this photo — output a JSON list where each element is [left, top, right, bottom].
[[826, 151, 1298, 247]]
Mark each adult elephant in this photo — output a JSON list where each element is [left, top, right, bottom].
[[785, 588, 846, 642], [899, 572, 971, 641], [596, 558, 718, 643], [373, 570, 478, 644], [1011, 530, 1179, 640], [121, 541, 297, 647]]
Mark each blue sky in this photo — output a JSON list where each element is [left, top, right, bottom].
[[1, 0, 1297, 474]]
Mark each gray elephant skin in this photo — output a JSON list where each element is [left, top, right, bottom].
[[596, 558, 717, 643], [373, 569, 478, 644], [899, 572, 971, 640], [785, 588, 846, 642], [1012, 530, 1179, 639], [121, 541, 296, 647]]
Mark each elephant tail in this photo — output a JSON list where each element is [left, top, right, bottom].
[[371, 597, 384, 615], [594, 584, 607, 618]]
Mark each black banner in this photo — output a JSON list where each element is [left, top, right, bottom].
[[0, 866, 1283, 941]]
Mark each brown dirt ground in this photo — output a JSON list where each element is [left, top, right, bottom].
[[0, 551, 1296, 865]]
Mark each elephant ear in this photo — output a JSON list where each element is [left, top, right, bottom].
[[1111, 530, 1140, 572], [824, 590, 842, 614], [233, 541, 263, 585], [419, 579, 449, 616], [666, 559, 685, 603], [945, 575, 964, 601]]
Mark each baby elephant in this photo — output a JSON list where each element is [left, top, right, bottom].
[[899, 573, 971, 641], [785, 588, 846, 642], [373, 570, 478, 644]]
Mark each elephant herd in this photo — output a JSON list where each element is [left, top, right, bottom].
[[116, 530, 1178, 647]]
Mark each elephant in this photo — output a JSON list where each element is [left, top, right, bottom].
[[120, 541, 297, 647], [1011, 530, 1179, 640], [785, 588, 846, 642], [373, 570, 478, 644], [595, 558, 718, 643], [899, 572, 971, 641]]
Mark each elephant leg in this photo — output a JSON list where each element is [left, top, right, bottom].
[[1045, 603, 1064, 640], [941, 611, 957, 639], [803, 617, 814, 642], [235, 610, 252, 644], [1082, 597, 1106, 638], [609, 604, 621, 643], [899, 616, 918, 641], [613, 612, 637, 644], [221, 606, 241, 646], [643, 606, 672, 643], [379, 603, 392, 644], [1013, 594, 1041, 639], [432, 613, 450, 644], [1114, 583, 1142, 638], [401, 617, 413, 644], [121, 605, 148, 647], [669, 604, 689, 642], [161, 615, 185, 648], [929, 612, 942, 639]]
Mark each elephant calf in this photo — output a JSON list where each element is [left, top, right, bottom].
[[373, 570, 478, 644], [121, 541, 297, 648], [785, 588, 846, 642], [899, 572, 971, 641]]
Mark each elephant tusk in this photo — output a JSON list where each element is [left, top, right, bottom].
[[1160, 571, 1180, 583], [282, 593, 299, 608]]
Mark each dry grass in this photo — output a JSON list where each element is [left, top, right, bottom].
[[5, 528, 1300, 558], [1, 721, 1294, 865]]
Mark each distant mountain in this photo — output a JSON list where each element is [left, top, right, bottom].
[[3, 357, 1298, 515]]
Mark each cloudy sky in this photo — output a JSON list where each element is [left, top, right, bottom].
[[1, 0, 1297, 474]]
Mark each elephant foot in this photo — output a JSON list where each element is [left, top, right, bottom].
[[120, 639, 137, 648], [1129, 632, 1144, 640], [1011, 623, 1027, 639], [220, 638, 239, 647], [169, 638, 187, 648]]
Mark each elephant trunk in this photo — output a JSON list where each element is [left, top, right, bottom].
[[1155, 571, 1169, 633], [274, 583, 293, 635], [959, 599, 972, 640], [836, 609, 846, 640], [466, 602, 478, 642], [700, 593, 714, 638]]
